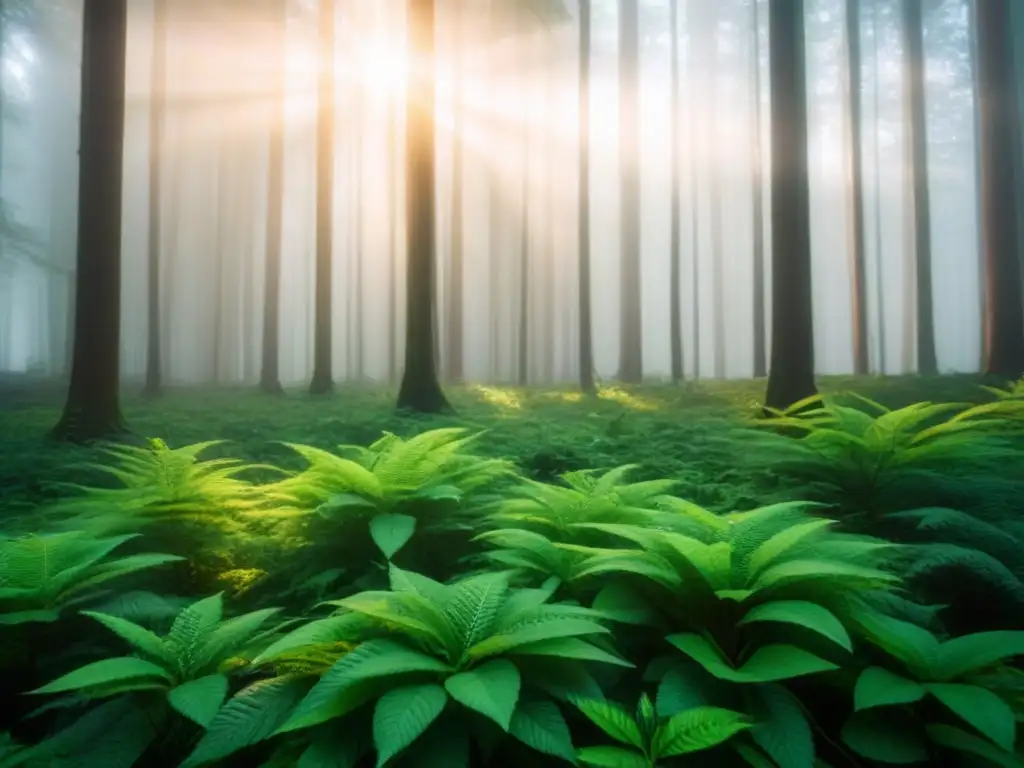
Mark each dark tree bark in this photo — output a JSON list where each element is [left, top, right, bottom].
[[669, 0, 684, 383], [577, 0, 595, 395], [309, 0, 335, 394], [751, 0, 768, 378], [617, 0, 642, 382], [764, 0, 817, 411], [142, 0, 167, 398], [397, 0, 451, 413], [976, 0, 1024, 378], [51, 0, 129, 442], [901, 0, 938, 374], [844, 0, 869, 375], [445, 8, 465, 383], [260, 0, 287, 394], [687, 0, 703, 380], [871, 0, 887, 372]]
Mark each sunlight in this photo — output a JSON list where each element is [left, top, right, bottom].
[[351, 39, 408, 104]]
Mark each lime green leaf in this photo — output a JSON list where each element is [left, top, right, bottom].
[[854, 668, 926, 712], [168, 593, 224, 676], [373, 683, 448, 766], [468, 617, 611, 660], [935, 631, 1024, 681], [369, 514, 417, 560], [667, 634, 838, 683], [30, 657, 171, 694], [841, 711, 927, 764], [168, 674, 229, 727], [252, 614, 370, 665], [738, 601, 852, 652], [573, 699, 643, 749], [80, 611, 172, 665], [748, 684, 814, 768], [576, 745, 650, 768], [315, 493, 380, 517], [926, 683, 1016, 751], [652, 707, 751, 758], [925, 724, 1024, 768], [445, 659, 521, 731], [509, 696, 577, 763]]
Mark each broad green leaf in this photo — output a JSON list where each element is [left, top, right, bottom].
[[168, 594, 224, 676], [667, 634, 838, 683], [926, 682, 1016, 751], [738, 601, 852, 652], [297, 728, 366, 768], [513, 637, 633, 667], [935, 631, 1024, 681], [316, 493, 380, 517], [748, 684, 814, 768], [576, 746, 650, 768], [573, 699, 643, 749], [925, 724, 1024, 768], [841, 711, 927, 764], [445, 659, 521, 731], [509, 696, 577, 763], [168, 674, 229, 727], [468, 617, 611, 660], [30, 657, 171, 694], [746, 519, 836, 578], [652, 707, 751, 758], [854, 668, 926, 712], [656, 665, 713, 716], [198, 607, 282, 671], [252, 614, 369, 665], [80, 611, 172, 665], [372, 683, 448, 766], [445, 571, 510, 654], [369, 514, 417, 560]]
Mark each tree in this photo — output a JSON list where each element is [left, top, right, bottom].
[[309, 0, 336, 395], [260, 0, 287, 394], [976, 0, 1024, 378], [51, 0, 128, 442], [617, 0, 642, 382], [708, 3, 726, 378], [577, 0, 595, 394], [901, 0, 938, 374], [445, 6, 465, 383], [764, 0, 817, 410], [397, 0, 451, 412], [751, 0, 768, 378], [668, 0, 683, 382], [844, 0, 869, 375]]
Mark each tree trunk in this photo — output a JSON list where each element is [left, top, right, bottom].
[[976, 0, 1024, 378], [51, 0, 129, 442], [751, 0, 767, 378], [143, 0, 166, 398], [309, 0, 335, 394], [518, 65, 531, 388], [901, 0, 938, 374], [871, 0, 886, 373], [617, 0, 642, 382], [669, 0, 684, 383], [687, 0, 703, 380], [397, 0, 451, 412], [764, 0, 817, 411], [709, 5, 726, 379], [844, 0, 869, 375], [260, 0, 287, 394], [577, 0, 595, 395], [446, 8, 465, 383]]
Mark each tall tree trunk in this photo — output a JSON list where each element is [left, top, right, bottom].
[[446, 8, 465, 383], [309, 0, 336, 394], [709, 6, 726, 379], [976, 0, 1024, 378], [751, 0, 767, 378], [688, 0, 703, 380], [387, 95, 399, 383], [871, 0, 886, 373], [141, 0, 166, 397], [902, 0, 938, 374], [397, 0, 451, 412], [844, 0, 869, 375], [518, 71, 530, 387], [617, 0, 642, 382], [669, 0, 684, 382], [764, 0, 817, 410], [578, 0, 595, 394], [260, 0, 287, 394], [351, 89, 364, 379], [52, 0, 129, 442]]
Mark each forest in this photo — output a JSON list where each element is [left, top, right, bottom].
[[0, 0, 1023, 766]]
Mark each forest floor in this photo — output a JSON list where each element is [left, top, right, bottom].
[[0, 372, 1004, 526]]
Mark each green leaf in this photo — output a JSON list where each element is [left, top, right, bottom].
[[841, 711, 927, 764], [252, 614, 369, 665], [445, 571, 510, 654], [513, 637, 633, 667], [509, 696, 577, 763], [573, 699, 644, 749], [854, 667, 926, 712], [926, 682, 1016, 751], [576, 745, 650, 768], [935, 631, 1024, 681], [181, 676, 312, 767], [738, 601, 852, 652], [403, 722, 471, 768], [652, 706, 751, 758], [467, 617, 611, 660], [445, 659, 521, 731], [79, 611, 172, 664], [168, 674, 229, 727], [667, 634, 837, 683], [747, 684, 815, 768], [316, 493, 380, 517], [372, 683, 448, 766], [198, 608, 282, 671], [297, 728, 367, 768], [168, 593, 224, 676], [30, 657, 171, 694], [656, 665, 714, 716], [369, 514, 417, 560], [926, 724, 1024, 768]]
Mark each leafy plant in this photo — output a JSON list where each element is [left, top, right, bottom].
[[573, 693, 752, 767]]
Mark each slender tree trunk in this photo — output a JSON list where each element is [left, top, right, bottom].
[[871, 0, 886, 373], [764, 0, 817, 411], [578, 0, 595, 394], [52, 0, 129, 442], [902, 0, 938, 374], [617, 0, 642, 382], [446, 9, 465, 383], [709, 6, 726, 379], [387, 95, 399, 383], [751, 0, 768, 378], [142, 0, 166, 397], [845, 0, 869, 374], [518, 69, 531, 387], [976, 0, 1024, 378], [688, 0, 703, 380], [351, 89, 365, 379], [669, 0, 684, 382], [260, 0, 287, 394], [309, 0, 336, 394], [397, 0, 451, 412]]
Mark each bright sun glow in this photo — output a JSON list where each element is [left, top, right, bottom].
[[352, 40, 408, 103]]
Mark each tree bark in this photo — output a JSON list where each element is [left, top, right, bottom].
[[844, 0, 869, 375], [751, 0, 767, 378], [669, 0, 684, 382], [577, 0, 595, 394], [617, 0, 642, 382], [143, 0, 167, 398], [445, 7, 465, 383]]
